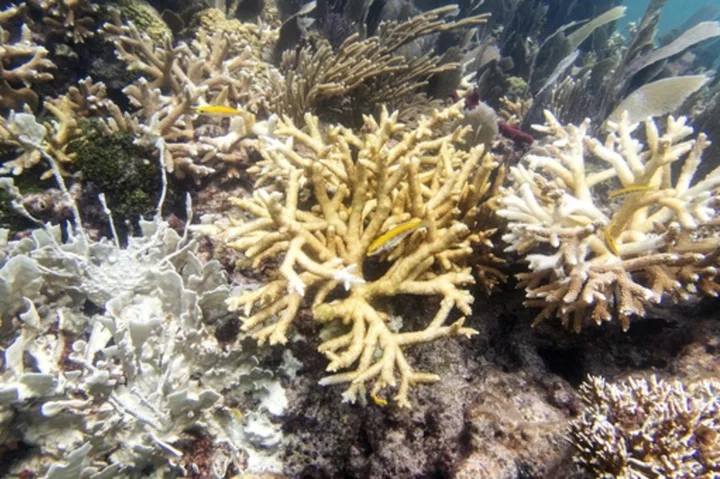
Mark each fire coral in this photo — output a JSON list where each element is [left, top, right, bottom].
[[216, 102, 503, 406], [498, 110, 720, 332]]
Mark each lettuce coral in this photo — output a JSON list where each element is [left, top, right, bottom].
[[209, 102, 503, 407], [498, 110, 720, 331]]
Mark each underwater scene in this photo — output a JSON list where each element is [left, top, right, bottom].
[[2, 0, 720, 477]]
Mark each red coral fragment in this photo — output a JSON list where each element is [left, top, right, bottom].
[[464, 88, 481, 110], [498, 121, 534, 145]]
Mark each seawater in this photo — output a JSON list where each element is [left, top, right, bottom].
[[619, 0, 719, 35]]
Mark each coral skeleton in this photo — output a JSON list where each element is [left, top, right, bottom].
[[212, 102, 504, 407], [570, 375, 720, 478], [498, 110, 720, 331]]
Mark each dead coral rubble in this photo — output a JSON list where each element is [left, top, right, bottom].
[[498, 110, 720, 332], [210, 102, 504, 407], [570, 375, 720, 478]]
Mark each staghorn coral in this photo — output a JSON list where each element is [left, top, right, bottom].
[[100, 19, 280, 177], [0, 96, 80, 178], [191, 8, 279, 58], [206, 102, 504, 407], [274, 5, 490, 124], [497, 110, 720, 332], [570, 375, 720, 479], [0, 78, 129, 179], [0, 4, 56, 111], [28, 0, 98, 43]]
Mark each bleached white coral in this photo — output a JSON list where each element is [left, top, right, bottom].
[[498, 110, 720, 331], [0, 144, 289, 476]]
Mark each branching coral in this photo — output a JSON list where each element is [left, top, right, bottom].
[[0, 4, 55, 111], [211, 102, 503, 406], [100, 20, 280, 177], [570, 375, 720, 478], [0, 97, 80, 177], [497, 110, 720, 332], [28, 0, 98, 43], [192, 7, 279, 58], [274, 5, 490, 123], [0, 77, 130, 178]]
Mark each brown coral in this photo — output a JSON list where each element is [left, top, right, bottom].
[[570, 375, 720, 478], [0, 4, 55, 111], [274, 6, 490, 123]]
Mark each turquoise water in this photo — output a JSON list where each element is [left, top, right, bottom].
[[620, 0, 719, 35]]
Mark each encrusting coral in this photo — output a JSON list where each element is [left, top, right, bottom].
[[497, 110, 720, 332], [570, 375, 720, 478], [206, 102, 504, 407]]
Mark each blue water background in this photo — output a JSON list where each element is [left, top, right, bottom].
[[619, 0, 719, 35]]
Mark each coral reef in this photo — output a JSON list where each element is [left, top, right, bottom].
[[209, 102, 503, 407], [498, 111, 720, 331], [0, 77, 142, 180], [29, 0, 98, 43], [114, 0, 172, 43], [1, 0, 720, 476], [191, 7, 278, 58], [522, 1, 720, 128], [570, 375, 720, 478], [71, 124, 160, 217]]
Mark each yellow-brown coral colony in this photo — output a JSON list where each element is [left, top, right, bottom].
[[216, 103, 503, 406]]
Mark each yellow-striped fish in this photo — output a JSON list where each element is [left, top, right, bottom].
[[367, 219, 427, 256], [608, 184, 656, 198], [194, 105, 245, 117], [604, 226, 620, 256]]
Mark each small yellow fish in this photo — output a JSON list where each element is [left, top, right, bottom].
[[608, 184, 656, 198], [371, 393, 388, 407], [604, 226, 620, 256], [194, 105, 245, 117], [229, 408, 244, 422], [367, 219, 427, 256]]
